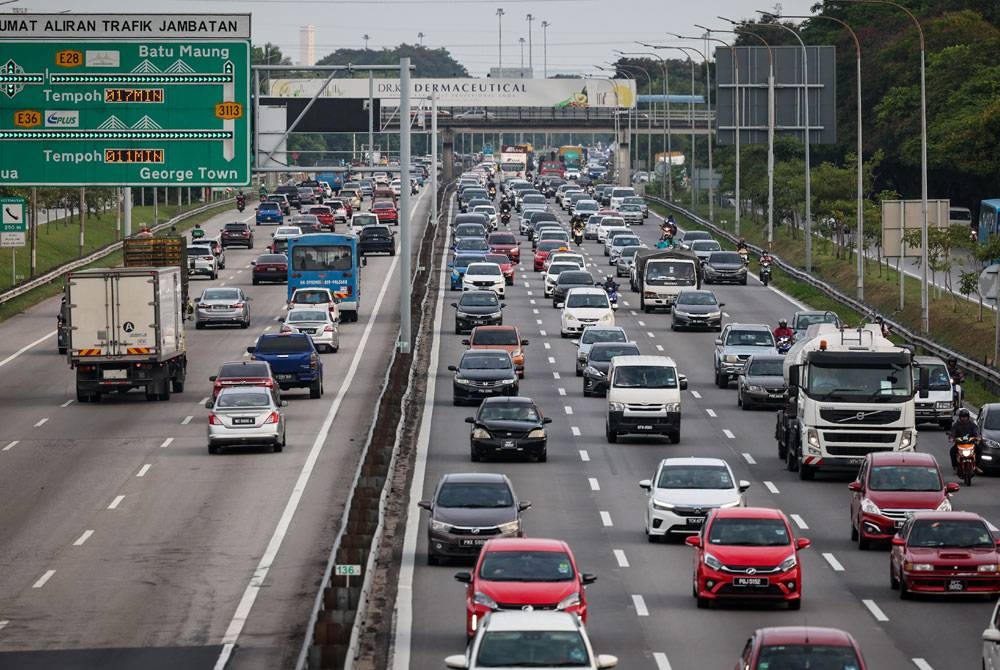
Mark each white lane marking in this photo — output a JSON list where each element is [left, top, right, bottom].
[[553, 371, 560, 379], [742, 452, 756, 464], [136, 464, 151, 478], [823, 552, 845, 572], [613, 549, 629, 567], [564, 406, 573, 415], [631, 594, 649, 616], [646, 331, 655, 338], [220, 282, 226, 286], [558, 388, 566, 396], [791, 514, 809, 530], [588, 477, 600, 491], [691, 390, 702, 399], [0, 330, 57, 368], [623, 300, 630, 307], [0, 620, 8, 632], [862, 598, 889, 622], [32, 570, 55, 589], [159, 437, 173, 449], [536, 319, 543, 325], [523, 281, 530, 288], [653, 652, 673, 670], [73, 530, 94, 546], [579, 449, 590, 462], [529, 299, 536, 305], [181, 415, 193, 425], [601, 511, 613, 527], [656, 344, 664, 351], [543, 342, 551, 350], [3, 440, 18, 451], [60, 399, 74, 408], [539, 329, 547, 337], [912, 660, 934, 670], [33, 418, 48, 428], [705, 408, 717, 418], [243, 351, 250, 358], [526, 290, 533, 296], [107, 495, 125, 510], [199, 396, 210, 405], [764, 481, 780, 494], [547, 356, 556, 364], [638, 320, 646, 327], [532, 308, 539, 315], [630, 310, 638, 317], [722, 312, 730, 318], [723, 429, 736, 439], [263, 325, 272, 332], [571, 426, 581, 437]]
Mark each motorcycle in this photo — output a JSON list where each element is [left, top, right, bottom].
[[954, 435, 979, 486], [738, 247, 750, 266], [759, 259, 772, 286], [776, 335, 794, 355], [488, 186, 497, 199], [236, 195, 246, 213], [572, 227, 584, 246], [500, 210, 511, 226], [601, 280, 620, 310]]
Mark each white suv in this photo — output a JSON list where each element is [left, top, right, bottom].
[[560, 287, 614, 337]]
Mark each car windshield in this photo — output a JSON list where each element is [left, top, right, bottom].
[[795, 313, 840, 330], [657, 465, 734, 490], [287, 310, 328, 322], [436, 482, 514, 508], [757, 645, 861, 668], [490, 234, 516, 245], [373, 201, 394, 209], [711, 252, 743, 264], [646, 261, 696, 285], [708, 518, 791, 546], [748, 359, 784, 376], [456, 224, 486, 237], [218, 363, 269, 378], [581, 329, 625, 345], [907, 519, 994, 548], [468, 264, 502, 276], [472, 330, 519, 346], [726, 330, 775, 347], [485, 254, 510, 266], [479, 403, 540, 422], [869, 465, 942, 492], [474, 206, 497, 215], [202, 289, 240, 301], [613, 237, 641, 247], [462, 354, 512, 370], [475, 630, 590, 667], [255, 335, 311, 353], [292, 290, 332, 304], [479, 550, 575, 582], [612, 365, 677, 389], [566, 293, 609, 309], [806, 363, 913, 401], [692, 241, 722, 251], [559, 272, 594, 285], [678, 292, 718, 306], [589, 345, 639, 362], [460, 293, 499, 307], [216, 391, 271, 408], [913, 364, 951, 392]]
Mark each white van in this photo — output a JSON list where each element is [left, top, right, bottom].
[[606, 355, 686, 444], [610, 187, 637, 210], [913, 355, 956, 430]]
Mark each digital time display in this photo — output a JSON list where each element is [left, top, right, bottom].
[[104, 149, 165, 164], [104, 88, 165, 103]]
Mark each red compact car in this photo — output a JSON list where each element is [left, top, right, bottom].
[[371, 199, 398, 225], [454, 538, 595, 638], [488, 231, 520, 263], [849, 451, 958, 549], [890, 511, 1000, 598], [533, 240, 571, 272], [686, 507, 810, 610], [209, 360, 280, 400], [308, 205, 335, 230], [736, 626, 867, 670], [484, 253, 515, 286]]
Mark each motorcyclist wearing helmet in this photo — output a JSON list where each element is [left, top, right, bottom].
[[760, 251, 773, 265], [948, 357, 966, 385], [773, 319, 794, 341], [949, 408, 981, 469], [602, 275, 619, 293], [737, 238, 749, 251]]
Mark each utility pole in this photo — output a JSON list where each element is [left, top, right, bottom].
[[526, 14, 534, 74], [541, 21, 550, 78], [496, 8, 505, 71]]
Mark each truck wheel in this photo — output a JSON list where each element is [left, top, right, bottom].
[[851, 521, 859, 542], [777, 436, 787, 461], [786, 447, 799, 472], [799, 464, 815, 481], [171, 379, 185, 393], [195, 322, 205, 330], [309, 379, 322, 399], [668, 429, 680, 444], [158, 384, 171, 401], [59, 347, 67, 355], [208, 444, 219, 455], [146, 391, 158, 401], [605, 422, 617, 444]]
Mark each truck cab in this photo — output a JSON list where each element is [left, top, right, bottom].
[[634, 248, 701, 312]]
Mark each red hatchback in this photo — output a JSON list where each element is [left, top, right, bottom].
[[686, 507, 810, 610], [488, 231, 520, 263], [890, 511, 1000, 598], [371, 199, 398, 225], [736, 626, 867, 670], [454, 538, 595, 638], [308, 205, 335, 230], [849, 451, 958, 549], [533, 240, 571, 272], [484, 253, 515, 286]]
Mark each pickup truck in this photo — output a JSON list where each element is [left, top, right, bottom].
[[247, 333, 324, 398]]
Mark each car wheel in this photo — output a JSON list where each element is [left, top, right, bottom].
[[575, 365, 583, 377], [786, 445, 799, 472], [240, 318, 250, 329], [799, 464, 815, 481], [470, 445, 480, 462], [850, 520, 859, 541], [208, 444, 219, 455], [858, 527, 870, 550], [787, 599, 801, 611], [715, 371, 726, 388], [668, 429, 680, 444], [605, 423, 617, 444], [195, 322, 205, 330], [537, 449, 547, 463], [890, 564, 900, 590], [696, 596, 710, 609], [273, 439, 284, 453], [453, 397, 462, 406], [252, 278, 260, 285], [671, 322, 678, 331], [899, 576, 911, 600], [427, 553, 440, 566], [171, 379, 185, 393], [309, 379, 322, 399]]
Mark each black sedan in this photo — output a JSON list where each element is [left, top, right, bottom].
[[551, 270, 596, 308], [449, 349, 519, 405], [702, 251, 748, 285], [582, 341, 641, 397], [452, 290, 504, 334], [671, 289, 724, 331], [465, 396, 552, 462], [359, 224, 396, 256]]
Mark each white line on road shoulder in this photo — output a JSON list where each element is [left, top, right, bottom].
[[862, 598, 889, 621], [0, 330, 57, 369], [742, 452, 756, 464], [579, 449, 590, 462], [763, 481, 780, 494], [552, 371, 560, 379], [613, 549, 629, 567], [655, 344, 664, 351], [532, 308, 539, 315], [600, 511, 613, 527], [181, 415, 193, 425], [73, 530, 94, 546], [2, 440, 18, 451], [543, 342, 551, 349], [33, 418, 48, 428], [723, 429, 736, 439], [638, 320, 646, 327], [32, 570, 55, 589], [0, 620, 8, 632], [912, 659, 934, 670], [136, 464, 151, 478], [653, 652, 673, 670], [539, 329, 547, 337], [646, 331, 655, 338], [822, 552, 845, 572], [631, 594, 649, 616], [529, 299, 536, 305], [107, 495, 125, 510], [60, 399, 74, 408], [791, 514, 809, 530], [159, 437, 173, 449], [588, 477, 600, 491], [705, 408, 717, 418], [199, 397, 209, 405], [691, 390, 702, 399]]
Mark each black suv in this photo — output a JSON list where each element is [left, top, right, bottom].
[[221, 222, 254, 248], [275, 185, 301, 209], [359, 225, 396, 256]]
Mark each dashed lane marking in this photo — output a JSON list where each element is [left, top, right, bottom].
[[2, 440, 18, 451], [558, 388, 566, 396], [136, 464, 151, 478], [32, 570, 55, 589], [588, 477, 600, 491], [579, 450, 590, 462], [632, 594, 649, 616], [763, 481, 780, 494], [548, 356, 556, 364], [656, 345, 664, 351], [601, 511, 613, 527], [553, 372, 560, 379], [706, 409, 717, 418], [107, 495, 125, 510], [0, 620, 8, 632], [823, 552, 845, 572], [638, 320, 646, 327], [723, 429, 736, 439], [539, 329, 548, 337], [543, 342, 551, 350], [73, 530, 94, 546], [529, 299, 536, 305], [912, 660, 934, 670], [571, 426, 581, 437], [613, 549, 629, 567], [181, 415, 193, 425], [33, 418, 48, 428], [159, 437, 173, 448], [564, 406, 573, 415], [536, 319, 543, 325], [862, 599, 889, 622], [791, 514, 809, 530], [60, 399, 74, 408], [647, 331, 655, 338], [653, 653, 673, 670], [532, 308, 539, 315], [742, 452, 756, 464], [722, 312, 730, 317], [691, 390, 702, 399], [199, 397, 210, 405], [630, 310, 638, 317]]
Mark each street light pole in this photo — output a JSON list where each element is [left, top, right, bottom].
[[541, 21, 550, 78], [363, 34, 370, 51], [665, 35, 714, 220], [526, 14, 534, 74], [496, 8, 505, 72], [633, 47, 671, 200], [696, 26, 739, 233], [616, 58, 653, 180], [519, 37, 526, 72]]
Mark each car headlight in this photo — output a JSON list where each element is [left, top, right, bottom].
[[608, 402, 624, 412], [665, 402, 680, 413], [906, 562, 934, 571], [706, 311, 721, 318], [979, 564, 999, 573], [703, 553, 723, 571], [583, 366, 605, 378], [455, 376, 472, 385], [430, 519, 451, 532], [720, 500, 741, 509], [497, 520, 521, 534], [900, 429, 915, 450], [779, 554, 798, 572], [724, 354, 740, 363], [488, 311, 502, 319], [936, 401, 953, 409], [566, 313, 578, 321], [557, 592, 582, 610], [472, 592, 499, 609], [652, 499, 675, 511], [599, 312, 614, 322], [746, 385, 763, 393], [527, 428, 546, 439], [936, 498, 952, 511], [860, 498, 881, 515], [807, 428, 820, 448], [673, 310, 690, 317], [472, 428, 491, 439], [499, 377, 516, 385]]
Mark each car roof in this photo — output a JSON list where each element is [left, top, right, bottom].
[[914, 355, 946, 365], [481, 537, 570, 552], [441, 472, 510, 485], [472, 325, 518, 333], [756, 626, 857, 647], [565, 287, 606, 296], [480, 395, 536, 407], [866, 451, 940, 467], [609, 354, 676, 367], [727, 323, 772, 332], [481, 610, 581, 632], [908, 510, 983, 522], [713, 506, 786, 520], [745, 354, 785, 364], [659, 456, 730, 468]]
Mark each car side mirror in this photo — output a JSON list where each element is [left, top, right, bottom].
[[464, 417, 475, 424], [684, 535, 702, 548], [450, 303, 458, 308], [250, 261, 256, 266], [362, 257, 368, 267], [209, 375, 218, 382], [596, 655, 618, 669], [638, 479, 652, 491], [714, 338, 722, 346], [445, 656, 470, 670], [447, 365, 458, 372], [454, 571, 472, 584], [679, 375, 688, 391], [738, 480, 751, 493], [246, 346, 255, 354], [891, 535, 906, 546], [946, 482, 961, 493], [518, 501, 532, 512], [521, 339, 529, 345], [204, 400, 213, 409], [982, 629, 1000, 644], [281, 400, 289, 407], [848, 481, 862, 492], [556, 302, 565, 309], [417, 500, 432, 511], [542, 417, 553, 424], [719, 303, 726, 308], [796, 537, 811, 550], [581, 573, 597, 586], [461, 339, 471, 345]]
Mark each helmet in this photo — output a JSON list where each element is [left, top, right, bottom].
[[778, 319, 787, 328], [959, 408, 971, 419]]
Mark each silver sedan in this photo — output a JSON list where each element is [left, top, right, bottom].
[[195, 287, 251, 329], [282, 307, 340, 353], [205, 386, 287, 454]]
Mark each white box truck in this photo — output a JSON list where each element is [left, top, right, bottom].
[[65, 267, 187, 402], [632, 247, 701, 313]]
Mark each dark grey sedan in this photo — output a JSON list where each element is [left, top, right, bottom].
[[448, 349, 519, 404], [452, 290, 504, 334], [671, 289, 724, 331], [551, 270, 596, 308], [582, 341, 642, 397], [737, 354, 788, 410], [702, 251, 748, 285]]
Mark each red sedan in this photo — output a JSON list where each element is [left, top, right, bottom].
[[454, 538, 595, 638], [533, 240, 571, 272], [371, 199, 398, 225], [251, 253, 288, 285], [890, 511, 1000, 598], [308, 205, 335, 230], [735, 627, 867, 670], [686, 507, 810, 610], [485, 253, 515, 286], [488, 231, 520, 263]]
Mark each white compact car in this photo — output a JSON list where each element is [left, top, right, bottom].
[[187, 244, 218, 279], [282, 307, 340, 353], [462, 262, 506, 298], [596, 217, 628, 243], [272, 225, 303, 242], [639, 457, 749, 541], [472, 204, 499, 230], [606, 232, 642, 260], [548, 252, 586, 270], [560, 287, 614, 337]]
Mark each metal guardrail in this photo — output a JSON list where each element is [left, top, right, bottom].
[[0, 198, 233, 306], [647, 195, 1000, 396]]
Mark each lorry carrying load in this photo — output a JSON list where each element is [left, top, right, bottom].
[[64, 267, 188, 403], [631, 247, 701, 313], [123, 236, 189, 304], [776, 323, 927, 480]]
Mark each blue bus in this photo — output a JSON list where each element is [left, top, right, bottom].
[[287, 233, 363, 322], [979, 199, 1000, 244], [317, 168, 349, 192]]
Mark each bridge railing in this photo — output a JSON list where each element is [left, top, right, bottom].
[[380, 106, 714, 126]]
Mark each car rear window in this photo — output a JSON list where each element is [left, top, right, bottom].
[[219, 362, 270, 378], [472, 329, 519, 346], [224, 223, 248, 230], [292, 290, 332, 304], [217, 390, 272, 408], [255, 335, 313, 353], [256, 254, 287, 264]]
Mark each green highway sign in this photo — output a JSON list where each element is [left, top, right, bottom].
[[0, 14, 251, 186], [1, 196, 27, 247]]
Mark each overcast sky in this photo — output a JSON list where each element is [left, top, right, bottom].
[[12, 0, 819, 76]]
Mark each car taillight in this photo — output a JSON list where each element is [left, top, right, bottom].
[[242, 231, 250, 237], [264, 411, 280, 424], [310, 353, 319, 368], [280, 325, 293, 333], [230, 303, 244, 309], [208, 414, 222, 425], [323, 325, 335, 332]]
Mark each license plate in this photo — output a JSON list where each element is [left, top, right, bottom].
[[276, 373, 294, 381], [686, 517, 705, 526], [768, 393, 783, 399], [460, 539, 487, 547], [232, 417, 255, 426], [636, 424, 654, 431], [733, 577, 769, 587], [267, 267, 279, 272], [502, 440, 516, 449], [214, 305, 228, 310], [848, 457, 865, 466], [102, 369, 127, 379], [948, 580, 965, 591]]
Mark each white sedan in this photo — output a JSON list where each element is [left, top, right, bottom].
[[462, 262, 506, 298], [560, 287, 615, 337], [596, 217, 628, 243], [272, 225, 303, 242], [282, 307, 340, 353], [639, 457, 749, 542]]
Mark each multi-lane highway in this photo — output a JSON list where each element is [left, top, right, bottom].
[[393, 189, 997, 670], [0, 189, 432, 670]]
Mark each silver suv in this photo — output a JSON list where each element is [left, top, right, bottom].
[[714, 323, 778, 388]]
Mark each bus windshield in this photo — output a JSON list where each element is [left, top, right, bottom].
[[291, 245, 352, 271]]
